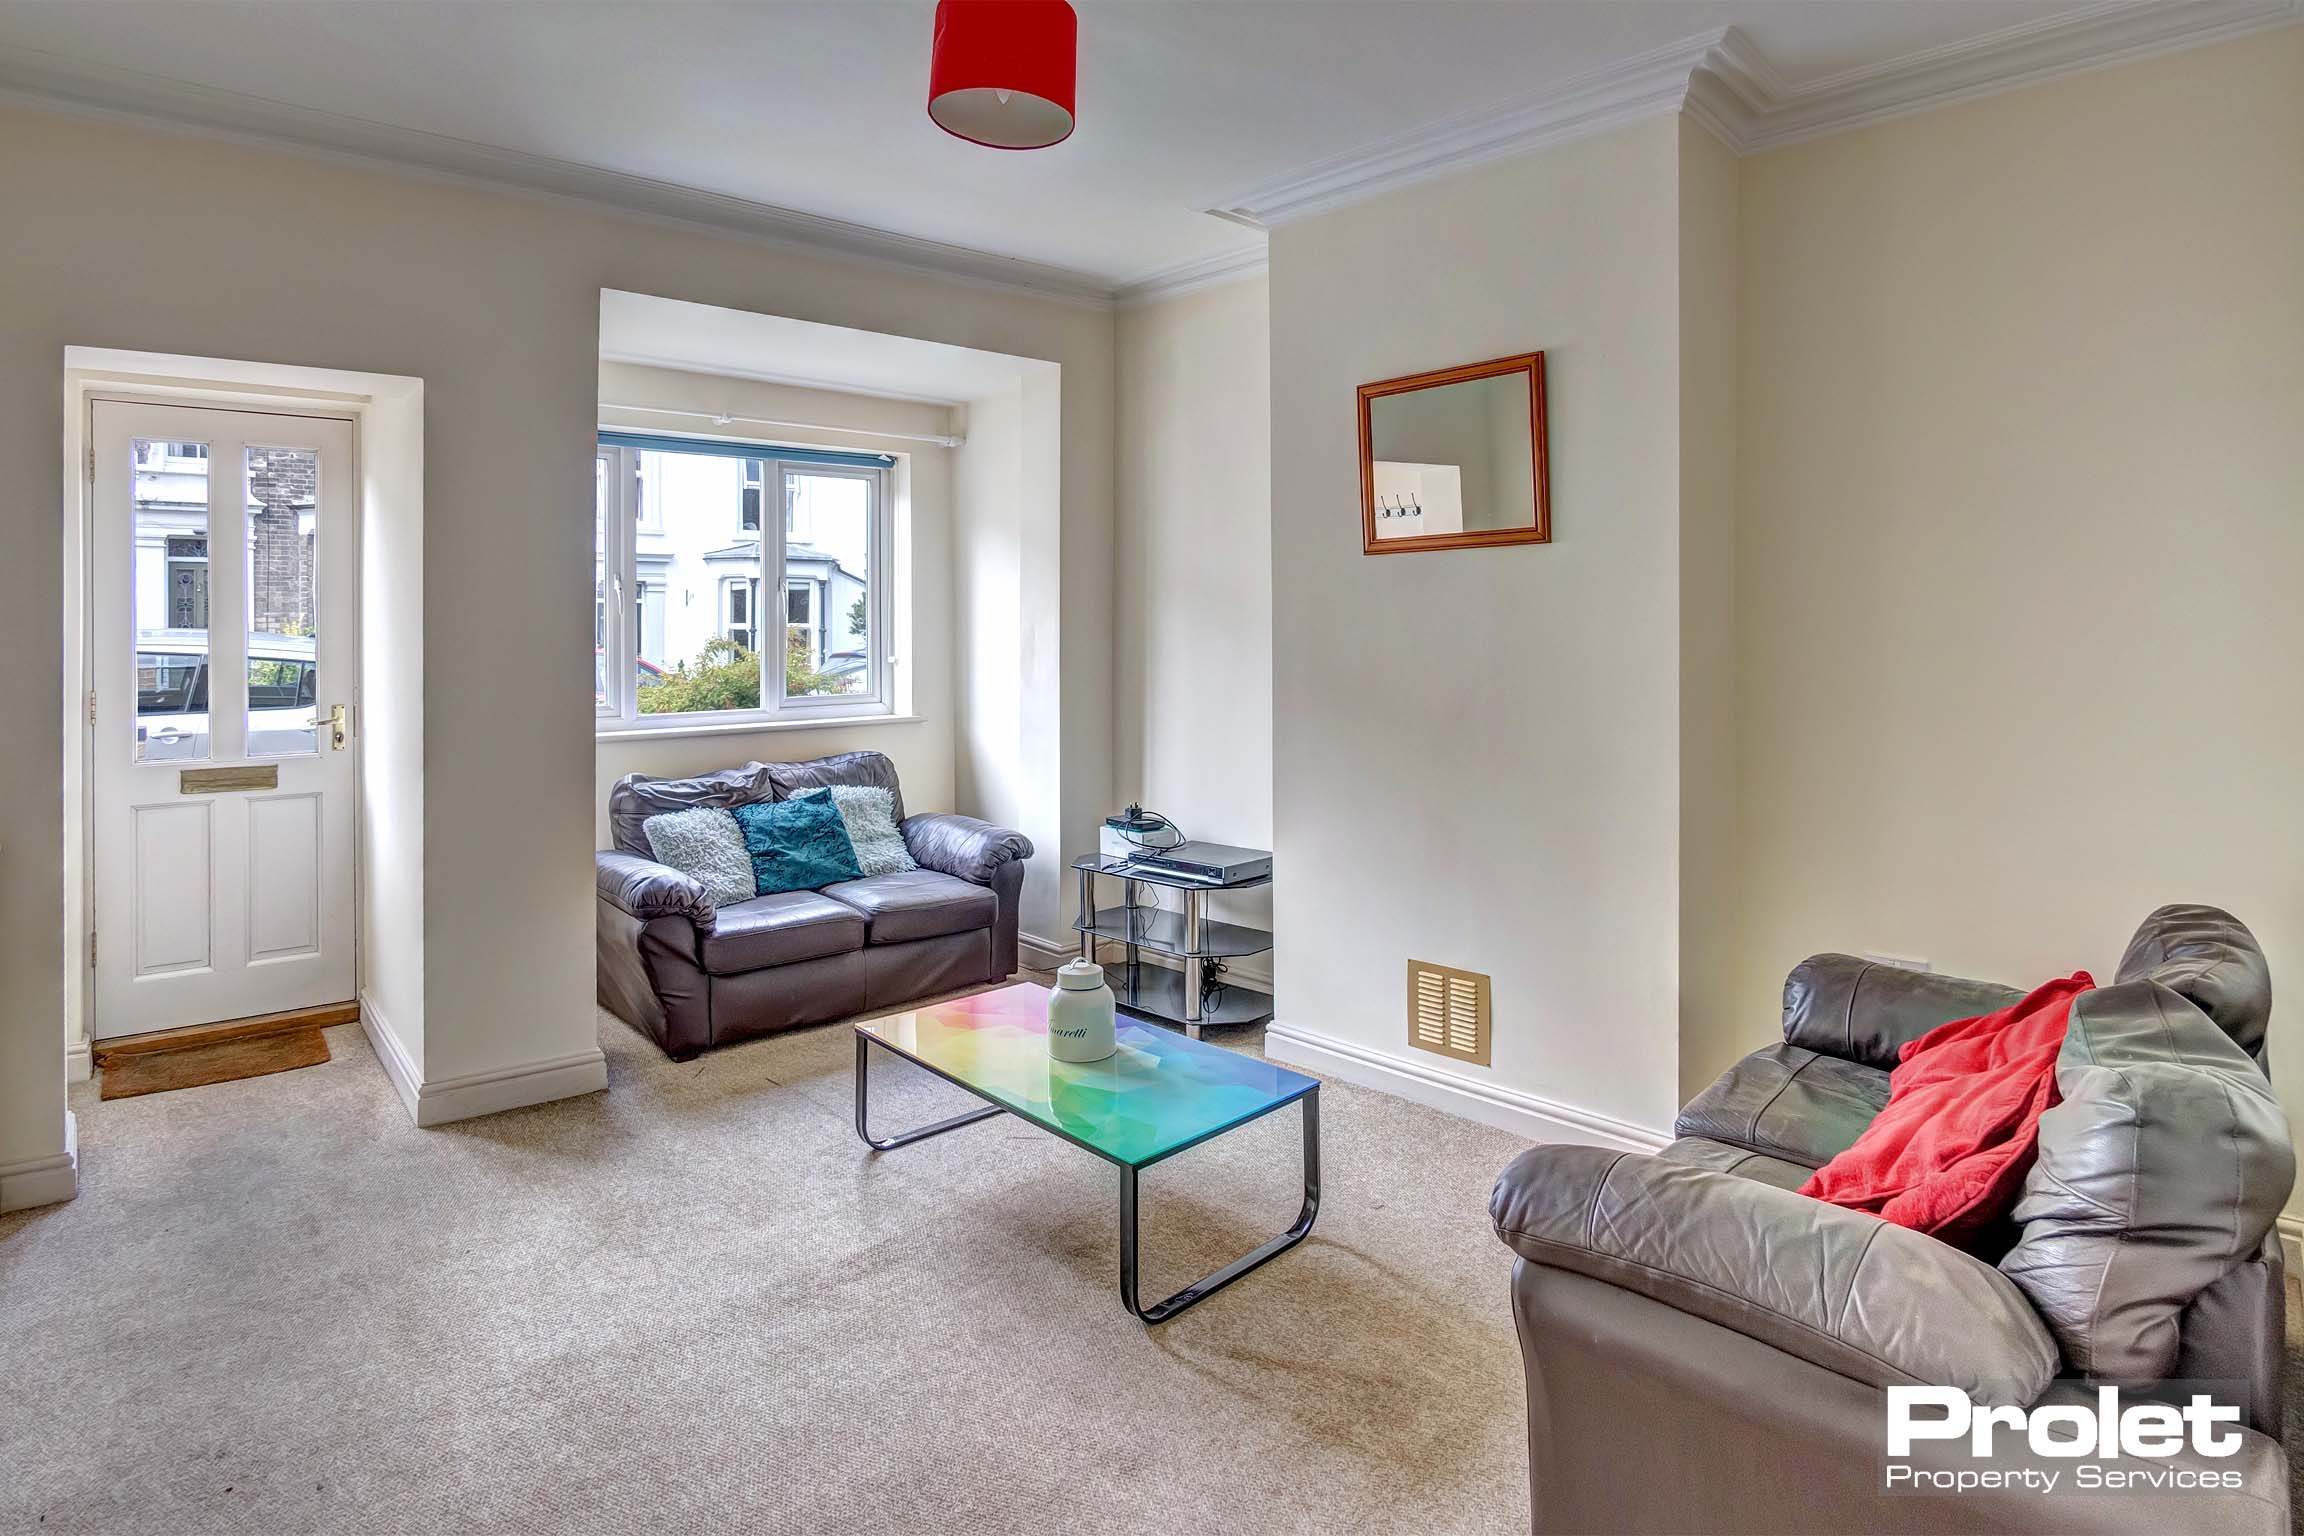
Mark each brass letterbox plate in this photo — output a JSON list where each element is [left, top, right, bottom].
[[180, 765, 279, 795]]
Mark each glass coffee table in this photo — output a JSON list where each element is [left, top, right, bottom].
[[854, 981, 1320, 1323]]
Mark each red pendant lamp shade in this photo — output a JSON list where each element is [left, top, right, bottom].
[[928, 0, 1077, 150]]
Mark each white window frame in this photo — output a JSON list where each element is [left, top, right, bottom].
[[595, 440, 894, 731]]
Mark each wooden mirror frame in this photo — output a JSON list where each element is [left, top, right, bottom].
[[1358, 351, 1549, 555]]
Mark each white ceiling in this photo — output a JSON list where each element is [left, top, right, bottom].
[[0, 1, 2265, 296]]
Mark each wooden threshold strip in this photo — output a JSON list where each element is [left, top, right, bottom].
[[92, 1001, 361, 1064]]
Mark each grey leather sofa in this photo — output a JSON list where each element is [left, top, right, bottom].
[[1491, 906, 2294, 1534], [595, 751, 1032, 1059]]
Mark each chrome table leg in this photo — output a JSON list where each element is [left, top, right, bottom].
[[854, 1032, 1003, 1151], [1119, 1089, 1320, 1324], [1182, 887, 1205, 1038]]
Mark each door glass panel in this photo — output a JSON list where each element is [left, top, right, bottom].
[[133, 438, 211, 762], [246, 446, 319, 756], [782, 471, 870, 699]]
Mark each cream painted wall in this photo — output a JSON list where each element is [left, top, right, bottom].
[[1114, 279, 1274, 974], [592, 361, 959, 848], [1202, 31, 2301, 1157], [1675, 118, 1742, 1103], [944, 373, 1069, 948], [353, 380, 428, 1079], [950, 376, 1070, 942], [1270, 118, 1690, 1135], [0, 102, 1113, 1175], [1045, 356, 1110, 952], [1732, 33, 2304, 1185], [952, 386, 1022, 842]]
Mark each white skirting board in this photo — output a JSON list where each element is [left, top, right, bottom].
[[359, 992, 422, 1118], [0, 1110, 79, 1212], [1264, 1020, 1671, 1153], [1017, 931, 1077, 972], [360, 992, 609, 1128], [66, 1036, 92, 1084], [2279, 1215, 2303, 1275]]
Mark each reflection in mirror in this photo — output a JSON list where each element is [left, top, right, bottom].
[[1359, 353, 1547, 554]]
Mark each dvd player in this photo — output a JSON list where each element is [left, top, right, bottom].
[[1127, 841, 1272, 884]]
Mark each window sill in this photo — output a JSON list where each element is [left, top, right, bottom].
[[595, 714, 923, 744]]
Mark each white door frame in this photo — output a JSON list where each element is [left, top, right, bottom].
[[71, 387, 364, 1045]]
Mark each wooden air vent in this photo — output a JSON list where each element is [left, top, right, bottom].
[[1408, 960, 1491, 1066]]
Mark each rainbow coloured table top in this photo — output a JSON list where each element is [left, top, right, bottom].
[[855, 982, 1317, 1168]]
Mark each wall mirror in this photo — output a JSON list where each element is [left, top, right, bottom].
[[1358, 352, 1549, 554]]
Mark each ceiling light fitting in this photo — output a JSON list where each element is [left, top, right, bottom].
[[928, 0, 1077, 151]]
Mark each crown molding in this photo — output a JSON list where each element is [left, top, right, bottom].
[[4, 4, 2295, 299], [1209, 28, 1733, 228], [1212, 2, 2302, 226], [0, 47, 1118, 310], [1723, 0, 2304, 153], [1114, 242, 1270, 307]]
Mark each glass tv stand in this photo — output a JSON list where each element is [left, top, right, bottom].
[[1068, 852, 1274, 1038]]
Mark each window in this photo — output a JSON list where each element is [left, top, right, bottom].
[[721, 576, 760, 651], [785, 476, 811, 542], [246, 658, 315, 710], [741, 458, 763, 533], [164, 535, 210, 628], [593, 433, 895, 729], [786, 579, 816, 665], [633, 453, 659, 530], [136, 653, 207, 715]]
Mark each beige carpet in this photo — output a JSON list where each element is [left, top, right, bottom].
[[0, 993, 1534, 1535]]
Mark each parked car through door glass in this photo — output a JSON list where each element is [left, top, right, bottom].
[[135, 632, 317, 761]]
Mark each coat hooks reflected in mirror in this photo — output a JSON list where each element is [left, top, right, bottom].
[[1358, 351, 1549, 555]]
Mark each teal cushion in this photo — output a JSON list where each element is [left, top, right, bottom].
[[732, 790, 863, 895]]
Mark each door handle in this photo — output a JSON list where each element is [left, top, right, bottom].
[[328, 704, 348, 750]]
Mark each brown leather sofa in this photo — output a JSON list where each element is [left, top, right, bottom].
[[594, 751, 1032, 1059], [1491, 906, 2294, 1534]]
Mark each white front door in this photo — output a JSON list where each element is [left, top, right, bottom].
[[90, 401, 357, 1038]]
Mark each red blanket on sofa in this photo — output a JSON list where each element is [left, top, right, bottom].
[[1797, 971, 2094, 1242]]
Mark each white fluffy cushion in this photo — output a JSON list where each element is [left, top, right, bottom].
[[828, 786, 917, 877], [641, 808, 756, 906]]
